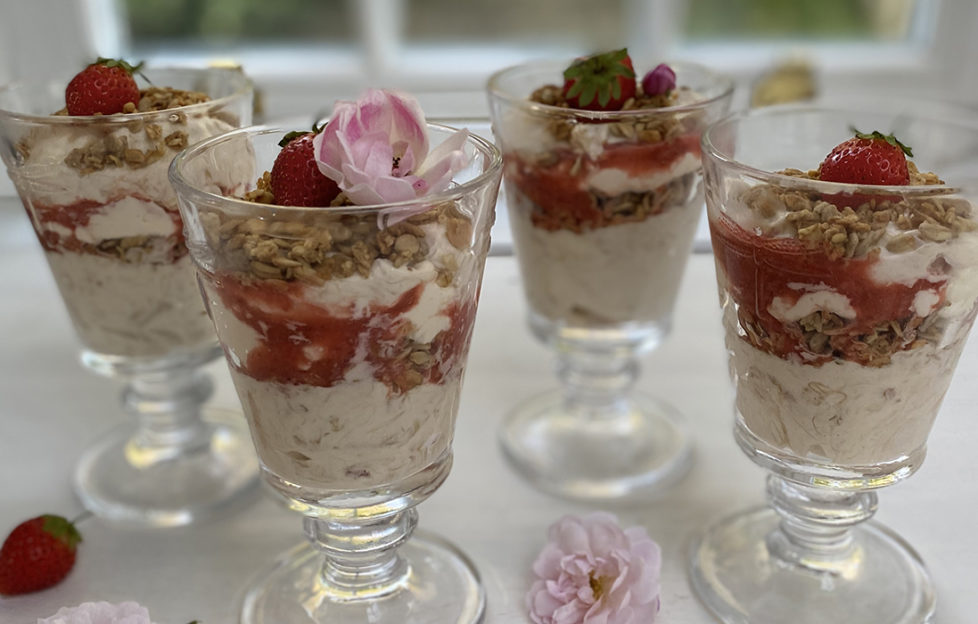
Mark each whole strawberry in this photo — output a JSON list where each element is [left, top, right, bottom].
[[270, 130, 341, 207], [65, 58, 143, 116], [0, 514, 82, 595], [562, 48, 636, 112], [820, 129, 913, 186]]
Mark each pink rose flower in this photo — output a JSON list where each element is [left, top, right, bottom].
[[527, 512, 661, 624], [37, 601, 153, 624], [313, 88, 470, 205], [641, 63, 676, 96]]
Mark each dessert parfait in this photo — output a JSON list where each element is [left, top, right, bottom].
[[172, 88, 501, 624], [488, 52, 732, 501], [0, 59, 253, 361], [710, 129, 978, 476], [178, 89, 496, 496], [691, 108, 978, 624], [489, 50, 733, 340], [0, 60, 258, 527]]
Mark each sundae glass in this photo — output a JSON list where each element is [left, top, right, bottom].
[[170, 90, 501, 624], [689, 108, 978, 623], [0, 65, 258, 526], [488, 53, 733, 500]]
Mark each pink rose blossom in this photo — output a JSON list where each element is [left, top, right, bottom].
[[37, 601, 153, 624], [641, 63, 676, 97], [527, 512, 661, 624], [313, 88, 470, 205]]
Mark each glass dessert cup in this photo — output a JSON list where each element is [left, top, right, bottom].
[[689, 107, 978, 623], [170, 123, 501, 624], [0, 67, 259, 527], [487, 60, 733, 501]]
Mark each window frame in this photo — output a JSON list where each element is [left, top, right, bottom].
[[1, 0, 976, 199]]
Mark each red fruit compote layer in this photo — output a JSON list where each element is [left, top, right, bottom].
[[711, 165, 978, 469], [497, 83, 709, 329], [11, 87, 249, 358], [196, 194, 482, 491]]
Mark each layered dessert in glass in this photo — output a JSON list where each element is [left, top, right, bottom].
[[488, 52, 732, 500], [172, 89, 501, 624], [500, 64, 712, 333], [690, 108, 978, 624], [0, 63, 258, 526], [5, 68, 253, 362]]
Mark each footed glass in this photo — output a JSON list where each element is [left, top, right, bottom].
[[487, 60, 733, 500], [690, 107, 978, 623], [0, 67, 259, 527], [170, 123, 501, 624]]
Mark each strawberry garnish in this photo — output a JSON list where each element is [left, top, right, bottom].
[[65, 58, 143, 116], [819, 130, 913, 207], [0, 514, 82, 595], [820, 129, 913, 186], [270, 129, 341, 207], [562, 48, 637, 111]]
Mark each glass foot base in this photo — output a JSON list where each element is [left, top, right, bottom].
[[241, 531, 485, 624], [498, 390, 692, 501], [74, 408, 259, 527], [689, 506, 936, 624]]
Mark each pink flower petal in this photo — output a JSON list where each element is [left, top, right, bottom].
[[312, 89, 470, 207], [526, 513, 662, 624]]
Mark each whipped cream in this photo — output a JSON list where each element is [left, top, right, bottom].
[[586, 151, 701, 195], [46, 252, 214, 357], [727, 309, 967, 466], [230, 370, 459, 490]]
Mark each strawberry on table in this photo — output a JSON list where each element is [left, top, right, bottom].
[[0, 514, 82, 595], [65, 58, 143, 116], [270, 129, 341, 207], [562, 48, 637, 112]]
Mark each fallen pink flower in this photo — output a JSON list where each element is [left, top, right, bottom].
[[527, 512, 661, 624]]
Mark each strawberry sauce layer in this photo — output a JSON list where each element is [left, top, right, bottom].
[[26, 196, 185, 259], [212, 273, 475, 391], [711, 214, 947, 362], [508, 134, 699, 231]]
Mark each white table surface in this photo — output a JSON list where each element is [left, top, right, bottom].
[[0, 197, 976, 624]]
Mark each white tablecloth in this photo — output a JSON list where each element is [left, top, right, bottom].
[[1, 199, 975, 624]]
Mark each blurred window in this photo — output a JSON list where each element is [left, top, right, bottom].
[[122, 0, 353, 48], [684, 0, 919, 41]]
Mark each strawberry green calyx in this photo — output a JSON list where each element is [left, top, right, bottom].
[[279, 131, 310, 147], [93, 57, 145, 76], [279, 122, 325, 147], [563, 48, 636, 108], [41, 515, 82, 550], [852, 128, 914, 157]]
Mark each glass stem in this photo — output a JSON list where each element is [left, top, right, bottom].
[[556, 346, 638, 417], [306, 509, 416, 601], [124, 366, 213, 461], [765, 475, 878, 575]]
